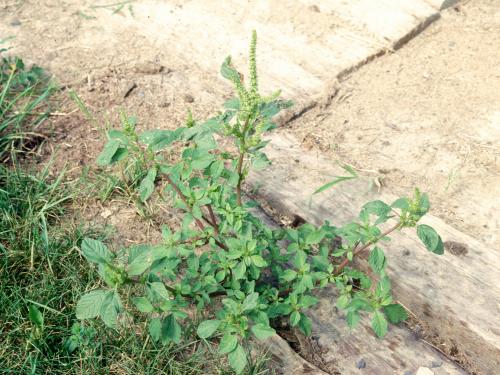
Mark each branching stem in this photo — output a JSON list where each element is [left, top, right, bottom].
[[206, 204, 219, 235], [164, 174, 227, 250], [334, 222, 402, 275]]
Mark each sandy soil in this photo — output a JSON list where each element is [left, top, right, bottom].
[[286, 0, 500, 247]]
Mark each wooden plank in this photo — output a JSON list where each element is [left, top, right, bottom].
[[0, 0, 444, 100], [251, 206, 466, 375], [306, 287, 466, 375], [249, 133, 500, 374], [262, 335, 329, 375]]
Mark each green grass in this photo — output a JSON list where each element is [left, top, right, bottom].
[[0, 53, 56, 161], [0, 55, 273, 374], [0, 165, 272, 374]]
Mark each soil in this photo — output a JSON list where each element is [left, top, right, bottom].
[[285, 0, 500, 248]]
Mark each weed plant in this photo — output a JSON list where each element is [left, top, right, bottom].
[[0, 55, 270, 374], [77, 32, 444, 374]]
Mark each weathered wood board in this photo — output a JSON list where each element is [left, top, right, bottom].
[[253, 207, 466, 375], [307, 287, 466, 375], [249, 133, 500, 374]]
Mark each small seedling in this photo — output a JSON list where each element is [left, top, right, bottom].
[[76, 32, 444, 374]]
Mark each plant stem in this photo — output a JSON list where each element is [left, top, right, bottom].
[[236, 119, 250, 206], [334, 222, 402, 275], [165, 174, 205, 230], [164, 174, 227, 250], [206, 204, 219, 235]]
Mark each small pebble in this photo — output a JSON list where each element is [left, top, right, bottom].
[[356, 358, 366, 369], [100, 208, 112, 219], [431, 361, 442, 368], [183, 94, 194, 103], [132, 61, 164, 74], [10, 18, 21, 26]]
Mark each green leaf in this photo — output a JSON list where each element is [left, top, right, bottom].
[[197, 319, 221, 339], [233, 262, 246, 280], [372, 311, 388, 338], [96, 139, 121, 166], [419, 193, 430, 215], [391, 197, 409, 210], [228, 344, 247, 374], [195, 133, 217, 151], [28, 305, 44, 329], [375, 276, 391, 299], [150, 282, 170, 301], [162, 314, 182, 344], [81, 238, 112, 264], [149, 318, 162, 342], [242, 292, 259, 312], [312, 165, 357, 196], [251, 324, 275, 340], [100, 291, 121, 328], [139, 168, 157, 202], [300, 295, 318, 309], [219, 333, 238, 354], [294, 250, 307, 269], [281, 269, 297, 282], [362, 200, 391, 217], [298, 313, 312, 336], [346, 310, 360, 329], [220, 56, 241, 83], [111, 147, 128, 163], [139, 129, 181, 151], [127, 248, 153, 276], [417, 225, 444, 255], [290, 311, 301, 327], [132, 297, 154, 313], [251, 152, 270, 170], [108, 129, 128, 142], [305, 230, 325, 245], [76, 289, 107, 319], [383, 304, 408, 324], [368, 247, 386, 274], [251, 255, 267, 267], [224, 97, 240, 110]]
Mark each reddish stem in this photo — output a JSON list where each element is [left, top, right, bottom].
[[334, 222, 401, 276], [165, 174, 227, 250], [206, 204, 219, 235]]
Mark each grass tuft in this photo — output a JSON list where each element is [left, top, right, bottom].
[[0, 54, 56, 161]]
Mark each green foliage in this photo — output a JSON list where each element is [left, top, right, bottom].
[[0, 53, 55, 160], [0, 164, 73, 267], [0, 163, 261, 374], [77, 32, 444, 374]]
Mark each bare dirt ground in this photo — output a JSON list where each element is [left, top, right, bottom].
[[287, 0, 500, 247]]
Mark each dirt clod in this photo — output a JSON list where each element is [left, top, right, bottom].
[[444, 241, 468, 256]]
